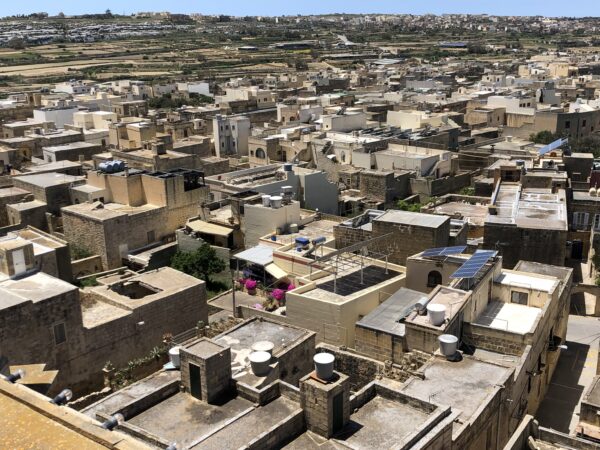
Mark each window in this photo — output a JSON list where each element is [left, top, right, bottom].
[[147, 230, 155, 243], [53, 323, 66, 345], [594, 214, 600, 232], [511, 291, 528, 305], [565, 120, 571, 129], [573, 212, 589, 229], [583, 119, 587, 127], [256, 148, 266, 159], [427, 271, 442, 288]]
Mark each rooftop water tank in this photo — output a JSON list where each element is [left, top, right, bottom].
[[249, 351, 271, 376], [295, 236, 310, 247], [427, 303, 447, 327], [438, 334, 459, 358], [168, 347, 180, 369], [290, 223, 299, 233], [314, 352, 335, 380], [270, 196, 283, 209], [262, 195, 271, 207], [251, 341, 274, 356], [590, 187, 598, 197], [312, 236, 327, 245]]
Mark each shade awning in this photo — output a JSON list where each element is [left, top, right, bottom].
[[187, 219, 233, 237], [264, 263, 288, 280], [234, 245, 273, 266]]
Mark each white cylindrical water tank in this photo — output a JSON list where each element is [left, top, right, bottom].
[[262, 195, 271, 207], [249, 351, 271, 376], [427, 303, 447, 326], [289, 223, 299, 233], [590, 188, 598, 197], [169, 347, 181, 368], [314, 353, 335, 380], [270, 196, 283, 209], [251, 341, 275, 356], [438, 334, 458, 357]]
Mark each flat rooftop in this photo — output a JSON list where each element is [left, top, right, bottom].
[[401, 356, 512, 439], [486, 183, 567, 230], [12, 172, 85, 188], [83, 370, 179, 420], [0, 271, 77, 308], [334, 395, 431, 449], [406, 287, 469, 329], [357, 287, 426, 337], [62, 201, 161, 220], [473, 300, 541, 335], [495, 270, 559, 293], [214, 319, 310, 376], [42, 141, 97, 153], [433, 201, 488, 227], [0, 186, 29, 198], [375, 209, 449, 228], [0, 384, 114, 449], [90, 267, 201, 309]]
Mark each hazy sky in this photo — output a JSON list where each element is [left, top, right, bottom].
[[4, 0, 599, 18]]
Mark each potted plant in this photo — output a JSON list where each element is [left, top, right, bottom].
[[271, 288, 286, 305], [245, 279, 257, 295]]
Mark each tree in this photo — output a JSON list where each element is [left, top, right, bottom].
[[395, 200, 422, 212], [171, 244, 226, 284], [529, 130, 557, 145]]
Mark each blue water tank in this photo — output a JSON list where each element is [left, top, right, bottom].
[[312, 236, 327, 245], [295, 237, 310, 247]]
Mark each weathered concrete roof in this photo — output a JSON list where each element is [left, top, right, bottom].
[[401, 356, 513, 439], [473, 300, 541, 335], [13, 172, 84, 188], [375, 210, 450, 228], [357, 287, 426, 336]]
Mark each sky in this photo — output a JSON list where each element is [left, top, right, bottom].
[[4, 0, 599, 18]]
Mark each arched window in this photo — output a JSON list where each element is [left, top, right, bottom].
[[427, 270, 442, 288], [256, 148, 266, 159]]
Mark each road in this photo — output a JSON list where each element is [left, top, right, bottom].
[[536, 315, 600, 433]]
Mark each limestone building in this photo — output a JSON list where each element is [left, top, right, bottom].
[[64, 168, 209, 270]]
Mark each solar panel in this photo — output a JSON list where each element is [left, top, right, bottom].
[[539, 138, 568, 156], [450, 250, 498, 279], [422, 246, 467, 258]]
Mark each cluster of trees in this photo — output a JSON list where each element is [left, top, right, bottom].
[[147, 93, 213, 109], [530, 130, 600, 158], [171, 244, 226, 285]]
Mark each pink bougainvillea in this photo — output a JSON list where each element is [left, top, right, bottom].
[[271, 289, 285, 301], [287, 283, 296, 291], [245, 279, 257, 290]]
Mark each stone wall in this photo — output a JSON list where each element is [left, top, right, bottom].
[[316, 343, 383, 393], [354, 325, 406, 363], [410, 171, 473, 199], [484, 224, 567, 269], [372, 217, 450, 265], [72, 255, 103, 278], [462, 323, 527, 356], [333, 224, 372, 250]]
